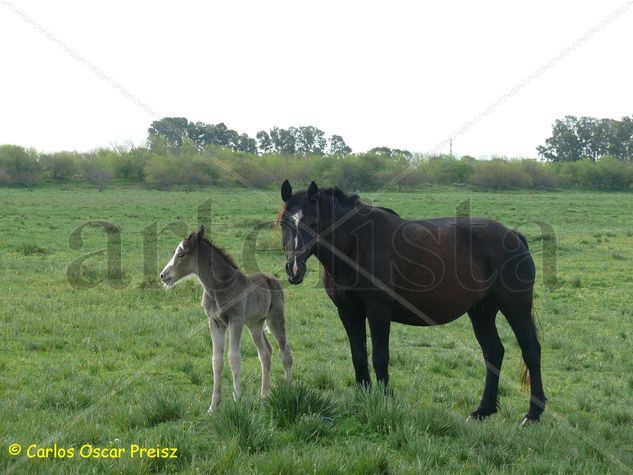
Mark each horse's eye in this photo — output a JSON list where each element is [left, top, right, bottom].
[[177, 253, 184, 258]]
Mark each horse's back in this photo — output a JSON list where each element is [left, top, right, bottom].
[[388, 216, 534, 324]]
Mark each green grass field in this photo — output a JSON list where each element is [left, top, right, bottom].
[[1, 185, 632, 474]]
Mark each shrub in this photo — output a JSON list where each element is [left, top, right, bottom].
[[81, 159, 113, 191], [2, 141, 633, 191], [469, 159, 533, 190], [420, 155, 474, 185], [0, 144, 41, 186], [144, 153, 219, 189]]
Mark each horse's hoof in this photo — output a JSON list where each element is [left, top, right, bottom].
[[520, 417, 538, 427], [466, 409, 495, 423]]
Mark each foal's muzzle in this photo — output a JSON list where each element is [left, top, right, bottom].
[[160, 269, 174, 287]]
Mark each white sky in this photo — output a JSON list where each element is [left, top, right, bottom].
[[1, 0, 632, 158]]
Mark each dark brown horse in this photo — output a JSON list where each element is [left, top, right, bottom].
[[278, 180, 546, 425]]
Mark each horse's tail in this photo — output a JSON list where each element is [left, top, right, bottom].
[[519, 307, 543, 390]]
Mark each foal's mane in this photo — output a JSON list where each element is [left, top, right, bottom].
[[188, 232, 239, 269]]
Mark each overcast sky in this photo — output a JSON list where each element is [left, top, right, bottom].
[[1, 1, 632, 158]]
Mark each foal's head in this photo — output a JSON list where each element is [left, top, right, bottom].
[[279, 180, 320, 285], [160, 225, 206, 288]]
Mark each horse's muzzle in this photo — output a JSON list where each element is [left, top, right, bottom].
[[285, 260, 306, 285]]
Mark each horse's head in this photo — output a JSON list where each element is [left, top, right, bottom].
[[279, 180, 320, 285], [160, 225, 205, 288]]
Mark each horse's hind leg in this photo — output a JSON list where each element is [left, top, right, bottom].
[[500, 298, 546, 424], [247, 320, 272, 398], [266, 304, 293, 381], [467, 301, 504, 420]]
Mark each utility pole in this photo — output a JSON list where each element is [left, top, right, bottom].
[[449, 137, 453, 157]]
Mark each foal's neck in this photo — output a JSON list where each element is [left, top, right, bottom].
[[196, 242, 244, 296]]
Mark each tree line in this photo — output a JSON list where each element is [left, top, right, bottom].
[[1, 115, 633, 191], [148, 117, 354, 156], [538, 115, 633, 162]]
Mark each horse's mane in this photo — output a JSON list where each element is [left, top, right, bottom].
[[273, 186, 397, 228], [319, 187, 361, 207], [188, 232, 239, 269], [322, 187, 398, 215]]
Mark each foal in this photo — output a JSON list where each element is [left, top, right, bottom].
[[160, 225, 293, 413]]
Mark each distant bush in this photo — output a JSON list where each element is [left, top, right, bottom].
[[2, 141, 633, 191], [469, 159, 533, 190], [41, 152, 78, 181], [144, 150, 219, 189], [82, 159, 113, 191], [572, 157, 633, 190], [0, 145, 41, 186], [420, 155, 474, 185]]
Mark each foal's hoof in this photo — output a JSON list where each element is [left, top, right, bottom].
[[207, 404, 219, 415]]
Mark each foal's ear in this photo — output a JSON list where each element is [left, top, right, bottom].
[[281, 180, 292, 202], [197, 225, 205, 242], [307, 181, 319, 202]]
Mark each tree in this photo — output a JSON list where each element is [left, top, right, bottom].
[[268, 127, 297, 154], [538, 115, 633, 162], [256, 130, 273, 153], [235, 133, 258, 154], [368, 147, 412, 159], [294, 126, 327, 155], [148, 117, 191, 149], [328, 135, 352, 155]]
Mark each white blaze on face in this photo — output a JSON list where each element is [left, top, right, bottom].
[[291, 210, 303, 275], [162, 241, 184, 275]]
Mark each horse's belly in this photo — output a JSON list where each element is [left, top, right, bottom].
[[391, 304, 464, 326], [391, 288, 482, 326]]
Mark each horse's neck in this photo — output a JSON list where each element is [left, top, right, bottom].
[[315, 207, 360, 275]]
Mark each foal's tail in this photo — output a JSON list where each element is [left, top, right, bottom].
[[519, 307, 543, 390]]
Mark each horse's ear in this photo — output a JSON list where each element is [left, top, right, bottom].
[[307, 181, 318, 202], [197, 225, 205, 242], [281, 180, 292, 202]]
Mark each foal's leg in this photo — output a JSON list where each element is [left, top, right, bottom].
[[247, 319, 272, 398], [266, 303, 293, 381], [208, 318, 226, 414], [467, 303, 504, 420], [338, 308, 370, 387], [227, 319, 244, 401], [501, 301, 546, 424]]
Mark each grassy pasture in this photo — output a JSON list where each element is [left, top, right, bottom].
[[1, 185, 632, 474]]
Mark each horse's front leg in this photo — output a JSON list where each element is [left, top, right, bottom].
[[228, 319, 244, 401], [208, 318, 226, 414], [338, 307, 370, 388], [367, 301, 392, 389]]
